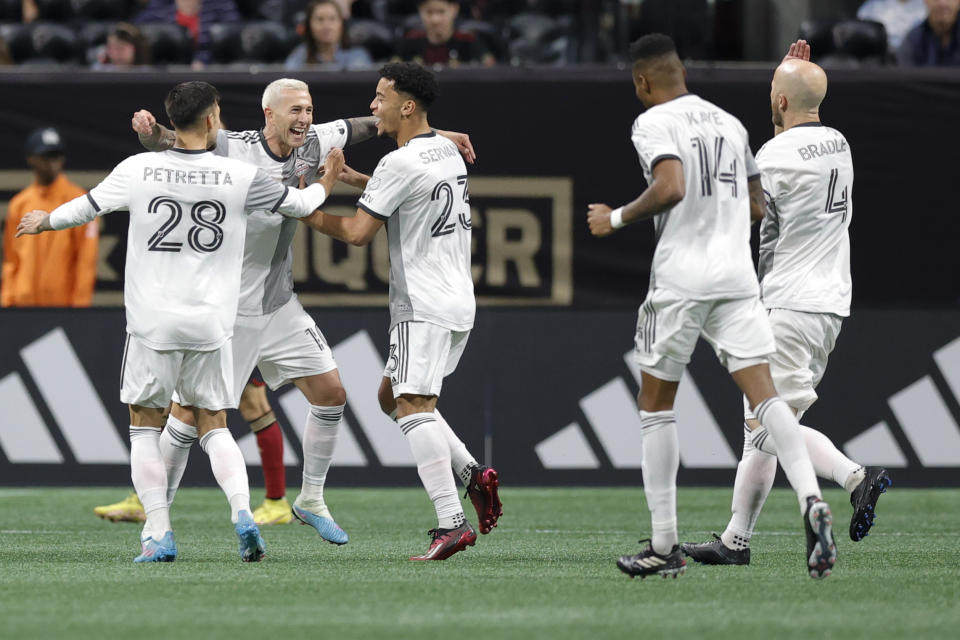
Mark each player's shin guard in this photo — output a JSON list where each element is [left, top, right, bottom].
[[754, 397, 821, 510], [639, 411, 679, 555], [400, 413, 463, 530], [435, 409, 479, 487], [200, 428, 251, 524], [130, 426, 171, 540], [299, 404, 344, 511], [722, 424, 777, 550], [158, 416, 197, 506]]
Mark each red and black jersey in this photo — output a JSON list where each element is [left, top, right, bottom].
[[399, 30, 490, 66]]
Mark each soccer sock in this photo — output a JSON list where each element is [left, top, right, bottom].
[[252, 414, 285, 500], [199, 428, 251, 524], [753, 397, 821, 511], [752, 423, 865, 493], [722, 424, 777, 551], [435, 409, 479, 487], [399, 412, 463, 530], [298, 404, 344, 517], [129, 426, 171, 541], [158, 415, 197, 507], [639, 410, 679, 555]]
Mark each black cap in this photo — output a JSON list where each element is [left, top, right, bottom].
[[25, 127, 66, 157]]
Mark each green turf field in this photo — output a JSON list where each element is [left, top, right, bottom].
[[0, 486, 957, 640]]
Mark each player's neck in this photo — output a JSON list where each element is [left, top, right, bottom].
[[395, 118, 432, 148], [782, 112, 820, 132], [174, 129, 209, 151], [262, 123, 292, 158]]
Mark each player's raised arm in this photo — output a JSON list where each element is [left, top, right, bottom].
[[339, 116, 475, 164], [587, 158, 685, 237], [132, 109, 176, 152]]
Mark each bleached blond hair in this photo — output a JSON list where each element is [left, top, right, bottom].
[[261, 78, 310, 110]]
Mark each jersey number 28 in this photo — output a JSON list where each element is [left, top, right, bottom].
[[147, 197, 226, 253]]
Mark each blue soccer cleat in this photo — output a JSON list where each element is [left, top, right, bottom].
[[292, 502, 349, 545], [234, 510, 266, 562], [133, 531, 177, 563]]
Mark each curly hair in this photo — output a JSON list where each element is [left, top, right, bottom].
[[379, 62, 440, 110]]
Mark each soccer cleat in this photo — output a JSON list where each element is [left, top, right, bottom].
[[465, 465, 502, 534], [804, 496, 837, 579], [681, 533, 750, 565], [292, 502, 349, 545], [617, 539, 687, 579], [133, 531, 177, 563], [94, 492, 146, 523], [235, 510, 267, 562], [409, 522, 478, 561], [849, 467, 892, 542], [253, 497, 294, 525]]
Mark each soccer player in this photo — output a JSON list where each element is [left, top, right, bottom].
[[681, 44, 891, 567], [129, 78, 476, 541], [17, 80, 339, 563], [588, 34, 835, 580], [302, 62, 502, 561]]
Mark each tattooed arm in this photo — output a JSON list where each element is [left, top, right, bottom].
[[344, 116, 379, 147], [131, 110, 176, 151]]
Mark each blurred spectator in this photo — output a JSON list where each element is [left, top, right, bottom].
[[134, 0, 241, 65], [898, 0, 960, 65], [21, 0, 37, 22], [285, 0, 372, 69], [0, 37, 11, 64], [92, 23, 152, 69], [857, 0, 928, 49], [398, 0, 495, 66], [1, 128, 98, 308]]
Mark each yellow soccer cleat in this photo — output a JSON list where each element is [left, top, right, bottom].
[[253, 497, 294, 525], [94, 492, 146, 523]]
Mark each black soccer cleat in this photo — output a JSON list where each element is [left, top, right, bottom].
[[617, 539, 686, 579], [804, 496, 836, 579], [849, 467, 891, 542], [681, 533, 750, 566]]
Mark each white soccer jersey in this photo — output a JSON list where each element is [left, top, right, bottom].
[[48, 149, 329, 350], [213, 120, 351, 317], [631, 94, 760, 300], [756, 123, 853, 317], [357, 132, 475, 332]]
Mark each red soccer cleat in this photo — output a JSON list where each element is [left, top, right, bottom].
[[465, 466, 502, 534], [409, 522, 478, 561]]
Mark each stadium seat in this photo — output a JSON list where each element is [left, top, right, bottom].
[[35, 0, 73, 22], [77, 20, 111, 63], [71, 0, 129, 21], [0, 23, 32, 62], [209, 22, 244, 63], [239, 21, 297, 63], [833, 19, 888, 64], [506, 13, 573, 65], [459, 19, 505, 62], [799, 19, 836, 59], [138, 23, 192, 65], [347, 18, 395, 61], [15, 22, 80, 63]]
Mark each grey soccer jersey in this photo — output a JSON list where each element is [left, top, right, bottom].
[[213, 120, 351, 316], [357, 132, 475, 332]]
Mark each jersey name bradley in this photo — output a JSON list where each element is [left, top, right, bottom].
[[142, 166, 235, 185], [796, 137, 848, 161]]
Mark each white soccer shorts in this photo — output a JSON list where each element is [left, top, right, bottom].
[[743, 308, 844, 419], [383, 321, 470, 398], [120, 334, 235, 410], [634, 287, 776, 382], [231, 296, 338, 400]]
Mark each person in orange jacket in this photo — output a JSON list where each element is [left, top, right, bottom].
[[2, 127, 99, 307]]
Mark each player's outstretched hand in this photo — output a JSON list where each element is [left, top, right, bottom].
[[436, 129, 476, 165], [324, 148, 345, 180], [131, 110, 157, 136], [781, 39, 811, 63], [587, 203, 615, 238], [16, 210, 51, 237]]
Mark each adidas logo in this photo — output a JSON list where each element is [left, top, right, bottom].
[[536, 338, 960, 470]]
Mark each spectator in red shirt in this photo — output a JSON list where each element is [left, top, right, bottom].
[[398, 0, 495, 67]]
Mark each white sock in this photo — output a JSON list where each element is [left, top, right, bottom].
[[158, 415, 197, 506], [752, 423, 865, 493], [399, 412, 463, 530], [639, 410, 679, 555], [435, 409, 479, 487], [199, 428, 251, 523], [753, 397, 821, 511], [721, 424, 777, 550], [129, 426, 171, 541], [299, 403, 344, 517]]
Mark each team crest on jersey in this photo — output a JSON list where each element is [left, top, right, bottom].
[[294, 158, 311, 177], [366, 176, 382, 191]]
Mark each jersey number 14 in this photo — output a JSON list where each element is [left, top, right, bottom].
[[690, 136, 738, 198]]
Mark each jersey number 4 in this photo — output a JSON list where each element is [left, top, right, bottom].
[[147, 197, 226, 253], [825, 168, 848, 222], [690, 136, 738, 198], [430, 175, 471, 237]]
